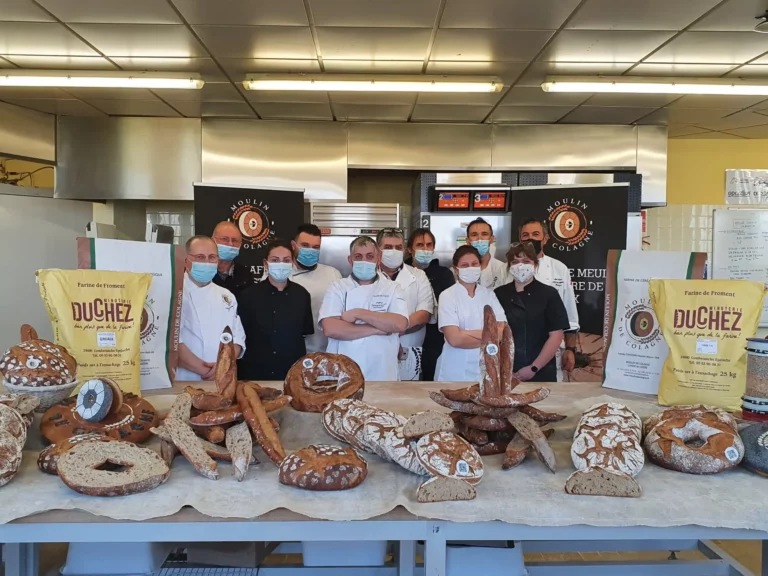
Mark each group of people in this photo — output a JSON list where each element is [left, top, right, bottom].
[[176, 216, 579, 385]]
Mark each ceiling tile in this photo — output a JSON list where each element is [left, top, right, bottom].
[[538, 30, 675, 63], [0, 57, 14, 68], [84, 99, 181, 116], [667, 125, 714, 137], [743, 52, 768, 64], [721, 124, 768, 138], [333, 103, 412, 121], [36, 0, 180, 24], [410, 104, 492, 122], [4, 55, 117, 69], [246, 89, 329, 103], [172, 0, 307, 26], [323, 60, 424, 73], [416, 92, 504, 105], [153, 82, 243, 102], [70, 24, 206, 57], [500, 86, 590, 107], [426, 61, 527, 84], [645, 32, 768, 64], [642, 107, 740, 124], [694, 109, 768, 131], [441, 0, 580, 29], [584, 93, 678, 107], [111, 57, 224, 80], [0, 86, 72, 99], [566, 0, 719, 30], [0, 1, 55, 21], [677, 131, 746, 138], [634, 108, 668, 125], [431, 29, 554, 62], [726, 64, 768, 77], [490, 105, 575, 123], [168, 100, 256, 117], [516, 61, 633, 87], [63, 87, 159, 100], [753, 100, 768, 111], [627, 62, 739, 76], [312, 0, 440, 28], [317, 27, 431, 61], [1, 98, 105, 116], [255, 102, 333, 120], [670, 94, 768, 109], [329, 91, 416, 105], [219, 58, 321, 76], [0, 22, 97, 55], [690, 0, 766, 31], [560, 106, 658, 124], [193, 26, 317, 59]]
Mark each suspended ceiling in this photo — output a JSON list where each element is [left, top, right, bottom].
[[1, 0, 768, 138]]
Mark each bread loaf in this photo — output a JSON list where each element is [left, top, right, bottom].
[[403, 411, 454, 439], [415, 431, 484, 485], [0, 403, 26, 488], [225, 421, 252, 481], [565, 467, 641, 498], [284, 353, 365, 412], [739, 423, 768, 477], [185, 386, 232, 411], [0, 338, 77, 387], [38, 433, 112, 475], [479, 305, 502, 398], [215, 327, 238, 401], [237, 383, 285, 465], [508, 411, 556, 473], [164, 417, 219, 480], [417, 476, 476, 503], [279, 444, 367, 491], [0, 394, 40, 428]]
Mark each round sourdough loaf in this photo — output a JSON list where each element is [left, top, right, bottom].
[[284, 353, 364, 412], [0, 403, 26, 488], [415, 431, 484, 485], [0, 339, 77, 387], [279, 444, 367, 491]]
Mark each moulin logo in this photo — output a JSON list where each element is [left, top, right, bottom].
[[140, 298, 159, 344], [230, 198, 275, 249], [546, 198, 594, 252], [617, 299, 660, 350]]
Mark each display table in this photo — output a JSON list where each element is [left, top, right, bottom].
[[1, 381, 767, 576]]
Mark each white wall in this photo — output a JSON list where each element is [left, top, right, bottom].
[[0, 194, 94, 351]]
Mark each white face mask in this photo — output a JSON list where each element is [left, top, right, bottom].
[[510, 262, 535, 284], [381, 249, 404, 269], [457, 266, 481, 285]]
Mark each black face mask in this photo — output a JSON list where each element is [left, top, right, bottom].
[[528, 239, 543, 254]]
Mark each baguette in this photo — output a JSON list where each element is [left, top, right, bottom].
[[507, 411, 556, 473], [190, 407, 242, 426], [479, 305, 501, 398], [502, 428, 554, 470], [152, 425, 232, 461], [191, 423, 226, 444], [225, 421, 253, 481], [441, 385, 479, 403], [164, 417, 219, 480], [242, 382, 283, 401], [184, 386, 232, 411], [474, 441, 508, 455], [215, 326, 238, 401], [453, 419, 489, 445], [429, 391, 516, 418], [237, 383, 285, 465], [499, 322, 516, 394], [160, 392, 193, 464], [462, 414, 510, 431], [472, 387, 550, 408], [519, 405, 567, 423]]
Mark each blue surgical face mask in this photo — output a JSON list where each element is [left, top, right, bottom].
[[268, 262, 293, 283], [189, 262, 217, 285], [471, 239, 490, 257], [414, 250, 434, 266], [216, 244, 240, 262], [296, 247, 320, 268], [352, 261, 377, 282]]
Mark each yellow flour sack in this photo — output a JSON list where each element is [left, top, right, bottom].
[[649, 279, 766, 410], [37, 269, 152, 396]]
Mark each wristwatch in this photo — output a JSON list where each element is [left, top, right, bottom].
[[565, 347, 577, 353], [530, 364, 539, 374]]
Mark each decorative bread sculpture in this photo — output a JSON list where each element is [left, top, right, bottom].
[[565, 402, 644, 497], [56, 440, 170, 497], [284, 352, 365, 412], [279, 444, 368, 491], [75, 378, 123, 422], [0, 403, 27, 488], [1, 325, 77, 387], [643, 405, 744, 475], [428, 305, 564, 471]]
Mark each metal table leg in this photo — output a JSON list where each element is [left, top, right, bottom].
[[424, 524, 446, 576], [3, 543, 39, 576], [397, 541, 416, 576]]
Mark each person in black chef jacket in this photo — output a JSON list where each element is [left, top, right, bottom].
[[237, 238, 314, 380], [405, 227, 455, 381], [494, 241, 569, 383]]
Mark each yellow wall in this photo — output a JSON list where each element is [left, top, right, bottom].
[[0, 157, 54, 188], [667, 139, 768, 205]]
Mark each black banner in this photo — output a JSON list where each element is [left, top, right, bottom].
[[193, 185, 304, 279], [511, 184, 628, 372]]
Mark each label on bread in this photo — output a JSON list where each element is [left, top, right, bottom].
[[725, 446, 740, 462], [302, 358, 314, 369], [456, 460, 470, 475], [220, 332, 233, 344], [25, 358, 40, 369], [97, 332, 117, 348], [486, 344, 498, 356]]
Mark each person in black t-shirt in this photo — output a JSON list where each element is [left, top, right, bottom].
[[494, 242, 569, 383], [405, 227, 455, 381], [237, 239, 314, 381]]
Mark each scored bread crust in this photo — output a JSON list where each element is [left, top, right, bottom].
[[0, 404, 26, 487], [57, 440, 170, 497], [184, 386, 232, 411], [284, 353, 365, 413], [479, 305, 501, 398], [415, 431, 484, 485], [0, 339, 77, 387], [215, 327, 238, 401], [279, 444, 367, 491], [237, 383, 285, 465]]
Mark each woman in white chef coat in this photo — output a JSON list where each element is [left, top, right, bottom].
[[435, 245, 507, 382]]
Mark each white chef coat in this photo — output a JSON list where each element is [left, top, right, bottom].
[[291, 263, 342, 354], [177, 273, 246, 381], [479, 257, 509, 290], [393, 264, 435, 349], [434, 283, 506, 383], [318, 273, 409, 381], [535, 254, 579, 381]]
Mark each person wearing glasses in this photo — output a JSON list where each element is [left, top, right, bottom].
[[406, 227, 455, 381], [377, 228, 434, 381], [435, 245, 506, 382], [211, 220, 252, 301], [177, 235, 246, 381], [519, 217, 580, 380], [319, 236, 409, 381], [465, 217, 508, 290], [494, 242, 569, 383]]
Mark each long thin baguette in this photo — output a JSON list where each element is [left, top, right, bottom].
[[508, 411, 556, 473], [479, 305, 501, 398], [441, 385, 479, 402], [499, 322, 517, 394], [215, 326, 238, 401], [191, 423, 226, 444], [184, 386, 232, 411], [472, 387, 550, 408], [164, 418, 219, 480], [430, 391, 516, 418], [237, 383, 285, 465], [519, 405, 567, 423]]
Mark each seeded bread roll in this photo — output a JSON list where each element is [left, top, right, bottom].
[[279, 444, 367, 491], [57, 440, 169, 497], [417, 475, 476, 503]]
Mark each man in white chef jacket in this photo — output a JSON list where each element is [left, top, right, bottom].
[[376, 228, 434, 380], [319, 235, 409, 381], [519, 218, 580, 381], [177, 235, 246, 381], [290, 223, 342, 354], [466, 217, 508, 290]]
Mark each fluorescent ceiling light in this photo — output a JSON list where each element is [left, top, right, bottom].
[[244, 74, 503, 93], [542, 76, 768, 96], [0, 70, 204, 89]]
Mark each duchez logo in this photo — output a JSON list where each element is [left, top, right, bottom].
[[673, 306, 742, 331], [546, 198, 593, 252], [230, 198, 275, 250], [617, 299, 660, 350], [140, 298, 159, 344]]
